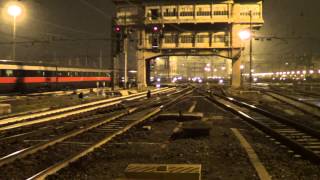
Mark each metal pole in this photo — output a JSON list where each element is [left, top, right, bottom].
[[124, 14, 128, 89], [12, 16, 17, 61], [249, 10, 253, 86], [124, 37, 128, 89]]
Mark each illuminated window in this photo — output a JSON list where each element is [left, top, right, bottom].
[[213, 10, 228, 16], [164, 35, 176, 43], [196, 35, 208, 43], [163, 8, 177, 17], [214, 35, 226, 43], [197, 8, 211, 16], [181, 35, 193, 43]]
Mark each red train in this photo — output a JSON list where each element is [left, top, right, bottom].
[[0, 60, 112, 93]]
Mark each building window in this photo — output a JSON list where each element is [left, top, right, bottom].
[[163, 8, 177, 17], [180, 11, 194, 16], [240, 11, 260, 17], [164, 35, 176, 44], [196, 8, 211, 16], [196, 35, 208, 43], [180, 35, 193, 43], [150, 9, 160, 20], [197, 11, 211, 16], [214, 35, 226, 43], [213, 10, 228, 16]]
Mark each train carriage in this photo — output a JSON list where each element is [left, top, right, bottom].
[[0, 60, 111, 93]]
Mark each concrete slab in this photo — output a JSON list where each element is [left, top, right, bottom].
[[157, 112, 203, 121], [240, 91, 260, 95], [119, 90, 129, 96], [125, 164, 201, 180]]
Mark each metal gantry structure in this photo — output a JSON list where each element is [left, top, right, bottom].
[[112, 0, 264, 89]]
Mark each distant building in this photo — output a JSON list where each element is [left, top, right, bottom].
[[113, 0, 264, 87]]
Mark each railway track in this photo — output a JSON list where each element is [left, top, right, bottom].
[[0, 87, 175, 132], [0, 87, 192, 179], [0, 88, 178, 157], [262, 90, 320, 119], [199, 89, 320, 163]]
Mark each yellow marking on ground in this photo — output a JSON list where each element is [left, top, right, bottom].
[[231, 128, 272, 180], [173, 122, 183, 133], [188, 101, 197, 113]]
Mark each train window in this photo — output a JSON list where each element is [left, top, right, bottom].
[[44, 71, 54, 77], [5, 70, 14, 77]]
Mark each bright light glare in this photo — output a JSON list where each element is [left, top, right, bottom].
[[8, 5, 22, 17], [238, 30, 251, 40], [240, 65, 245, 70]]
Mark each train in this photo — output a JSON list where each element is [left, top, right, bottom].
[[0, 60, 112, 93]]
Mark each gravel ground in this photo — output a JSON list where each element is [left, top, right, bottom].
[[241, 127, 320, 179], [228, 90, 320, 131], [226, 89, 320, 179], [4, 91, 317, 180], [48, 95, 259, 180]]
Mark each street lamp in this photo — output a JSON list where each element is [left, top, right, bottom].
[[238, 30, 251, 41], [7, 4, 22, 61]]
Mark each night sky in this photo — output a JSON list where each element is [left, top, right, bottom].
[[0, 0, 319, 71]]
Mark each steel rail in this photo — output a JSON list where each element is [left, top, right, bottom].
[[0, 88, 175, 132], [0, 87, 172, 126], [26, 89, 193, 180], [263, 90, 320, 119], [199, 89, 320, 163]]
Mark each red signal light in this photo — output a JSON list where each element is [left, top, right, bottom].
[[115, 26, 121, 33], [152, 26, 159, 32]]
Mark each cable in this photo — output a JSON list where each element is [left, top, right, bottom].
[[79, 0, 111, 20]]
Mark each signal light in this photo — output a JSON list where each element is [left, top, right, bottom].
[[152, 26, 159, 32], [115, 26, 121, 33]]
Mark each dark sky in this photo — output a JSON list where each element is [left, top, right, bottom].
[[252, 0, 320, 70], [0, 0, 319, 70]]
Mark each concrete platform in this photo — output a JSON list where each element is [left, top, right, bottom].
[[0, 104, 11, 115], [124, 164, 201, 180]]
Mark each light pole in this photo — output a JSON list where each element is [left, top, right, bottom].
[[239, 27, 252, 86], [7, 4, 22, 61], [249, 11, 253, 85]]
